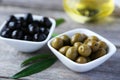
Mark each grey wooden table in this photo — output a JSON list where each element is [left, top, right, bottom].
[[0, 1, 120, 80]]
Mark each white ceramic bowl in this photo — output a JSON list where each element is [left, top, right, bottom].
[[0, 14, 56, 52], [48, 28, 116, 72]]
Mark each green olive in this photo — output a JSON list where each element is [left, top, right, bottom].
[[86, 40, 100, 52], [73, 42, 82, 49], [51, 37, 64, 50], [60, 35, 70, 45], [81, 34, 88, 41], [98, 41, 108, 50], [66, 47, 78, 60], [76, 56, 87, 64], [78, 44, 92, 57], [88, 36, 99, 41], [71, 33, 83, 45], [84, 38, 91, 44], [86, 57, 91, 62], [59, 46, 70, 55], [91, 48, 106, 59]]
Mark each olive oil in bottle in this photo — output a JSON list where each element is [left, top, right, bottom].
[[63, 0, 114, 23]]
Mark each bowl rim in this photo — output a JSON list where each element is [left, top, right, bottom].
[[0, 14, 56, 44], [47, 28, 117, 66]]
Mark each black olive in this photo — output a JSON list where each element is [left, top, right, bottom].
[[0, 28, 12, 38], [11, 30, 17, 39], [21, 27, 29, 34], [33, 33, 38, 41], [43, 17, 52, 28], [16, 21, 22, 29], [17, 30, 24, 40], [34, 26, 40, 33], [19, 17, 27, 27], [39, 20, 44, 26], [23, 35, 33, 41], [32, 20, 40, 26], [7, 21, 17, 30], [8, 15, 17, 22], [25, 13, 33, 24], [11, 30, 24, 39], [39, 27, 45, 33], [28, 24, 35, 34], [44, 28, 50, 35], [37, 33, 46, 41]]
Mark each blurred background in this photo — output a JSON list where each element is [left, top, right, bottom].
[[0, 0, 120, 19], [0, 0, 120, 10], [0, 0, 119, 20], [0, 0, 63, 10], [0, 0, 120, 80]]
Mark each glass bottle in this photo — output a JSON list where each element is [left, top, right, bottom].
[[63, 0, 114, 23]]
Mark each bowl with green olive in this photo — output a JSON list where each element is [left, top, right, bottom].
[[48, 28, 116, 72]]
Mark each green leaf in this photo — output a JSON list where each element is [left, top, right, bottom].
[[21, 54, 52, 67], [11, 57, 57, 79], [52, 18, 65, 37], [56, 18, 65, 27], [11, 17, 65, 79], [52, 33, 58, 37]]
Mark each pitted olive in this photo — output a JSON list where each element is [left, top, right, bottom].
[[59, 46, 70, 55], [86, 40, 100, 52], [66, 47, 78, 60], [51, 37, 64, 50], [76, 56, 87, 64], [84, 36, 99, 44], [71, 33, 83, 45], [60, 35, 70, 45], [84, 39, 91, 44], [98, 41, 108, 50], [88, 36, 99, 41], [73, 42, 82, 49], [91, 48, 106, 59], [81, 33, 87, 41], [78, 44, 92, 57]]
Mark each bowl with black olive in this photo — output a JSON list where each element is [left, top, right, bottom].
[[0, 13, 56, 52], [48, 28, 116, 72]]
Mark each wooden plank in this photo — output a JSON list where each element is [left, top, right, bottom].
[[0, 41, 119, 80], [1, 0, 63, 11], [1, 0, 120, 12]]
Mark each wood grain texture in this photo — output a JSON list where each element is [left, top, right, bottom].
[[0, 0, 63, 11], [0, 5, 119, 80]]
